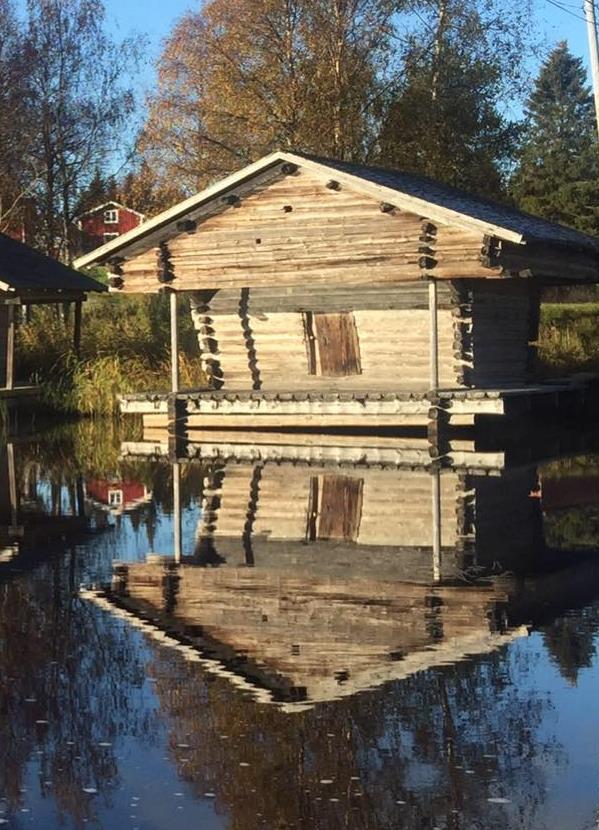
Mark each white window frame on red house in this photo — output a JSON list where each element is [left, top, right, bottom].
[[103, 232, 119, 243], [108, 489, 123, 507], [104, 208, 119, 224]]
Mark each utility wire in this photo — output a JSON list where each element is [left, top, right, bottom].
[[544, 0, 587, 22]]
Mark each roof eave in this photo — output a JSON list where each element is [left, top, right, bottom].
[[76, 150, 531, 271]]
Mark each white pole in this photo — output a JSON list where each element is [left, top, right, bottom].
[[428, 279, 439, 391], [173, 461, 182, 564], [432, 467, 442, 584], [170, 291, 179, 394], [584, 0, 599, 140]]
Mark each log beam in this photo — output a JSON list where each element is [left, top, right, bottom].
[[428, 279, 439, 391]]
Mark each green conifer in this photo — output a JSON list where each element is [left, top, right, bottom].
[[512, 42, 599, 235]]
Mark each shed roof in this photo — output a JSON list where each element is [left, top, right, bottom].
[[74, 150, 599, 270], [0, 232, 106, 294]]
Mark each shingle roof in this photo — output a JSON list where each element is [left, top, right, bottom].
[[295, 152, 599, 254], [0, 233, 106, 293]]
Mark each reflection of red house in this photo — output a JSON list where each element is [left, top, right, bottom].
[[75, 202, 145, 253], [86, 479, 151, 515]]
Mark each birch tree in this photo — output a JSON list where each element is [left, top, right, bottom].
[[0, 0, 35, 235], [139, 0, 400, 193], [25, 0, 143, 260]]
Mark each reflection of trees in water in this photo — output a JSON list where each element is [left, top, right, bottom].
[[146, 641, 560, 830], [542, 602, 599, 686], [0, 562, 157, 828]]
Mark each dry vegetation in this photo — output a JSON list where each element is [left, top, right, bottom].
[[537, 303, 599, 376], [16, 293, 206, 416]]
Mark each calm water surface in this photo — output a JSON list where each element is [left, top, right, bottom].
[[2, 425, 599, 829]]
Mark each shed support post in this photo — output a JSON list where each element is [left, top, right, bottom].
[[432, 466, 442, 584], [170, 291, 179, 395], [428, 278, 439, 391], [5, 304, 15, 391], [8, 442, 17, 529], [73, 300, 82, 358], [173, 461, 182, 564]]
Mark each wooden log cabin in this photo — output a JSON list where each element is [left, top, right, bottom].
[[0, 232, 106, 399], [75, 151, 599, 432], [82, 451, 599, 708]]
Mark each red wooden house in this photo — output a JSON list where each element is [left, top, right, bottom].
[[75, 201, 145, 253]]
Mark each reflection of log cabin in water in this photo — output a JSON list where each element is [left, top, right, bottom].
[[76, 151, 599, 433], [87, 458, 569, 707], [192, 460, 543, 578]]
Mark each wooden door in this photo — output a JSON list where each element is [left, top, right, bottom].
[[305, 312, 362, 376]]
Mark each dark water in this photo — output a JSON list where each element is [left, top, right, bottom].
[[3, 425, 599, 829]]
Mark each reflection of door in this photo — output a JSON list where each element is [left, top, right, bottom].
[[307, 475, 364, 541]]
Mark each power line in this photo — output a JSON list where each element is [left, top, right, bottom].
[[544, 0, 587, 22]]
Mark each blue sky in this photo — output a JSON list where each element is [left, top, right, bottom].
[[99, 0, 592, 96]]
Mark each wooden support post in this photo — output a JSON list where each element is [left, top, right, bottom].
[[5, 304, 15, 391], [170, 291, 179, 395], [431, 466, 442, 584], [7, 442, 17, 529], [73, 300, 82, 358], [173, 461, 182, 564], [428, 278, 439, 391]]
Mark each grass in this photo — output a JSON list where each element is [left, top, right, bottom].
[[16, 293, 207, 417], [538, 303, 599, 377]]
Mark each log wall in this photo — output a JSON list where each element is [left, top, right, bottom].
[[116, 169, 495, 294], [454, 280, 536, 387], [190, 285, 458, 391]]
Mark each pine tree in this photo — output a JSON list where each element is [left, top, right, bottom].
[[512, 42, 599, 235]]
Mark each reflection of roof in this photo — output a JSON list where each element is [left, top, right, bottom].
[[82, 585, 527, 711], [0, 232, 106, 293]]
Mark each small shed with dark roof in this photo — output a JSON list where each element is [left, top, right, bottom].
[[1, 232, 105, 393], [74, 151, 599, 433]]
